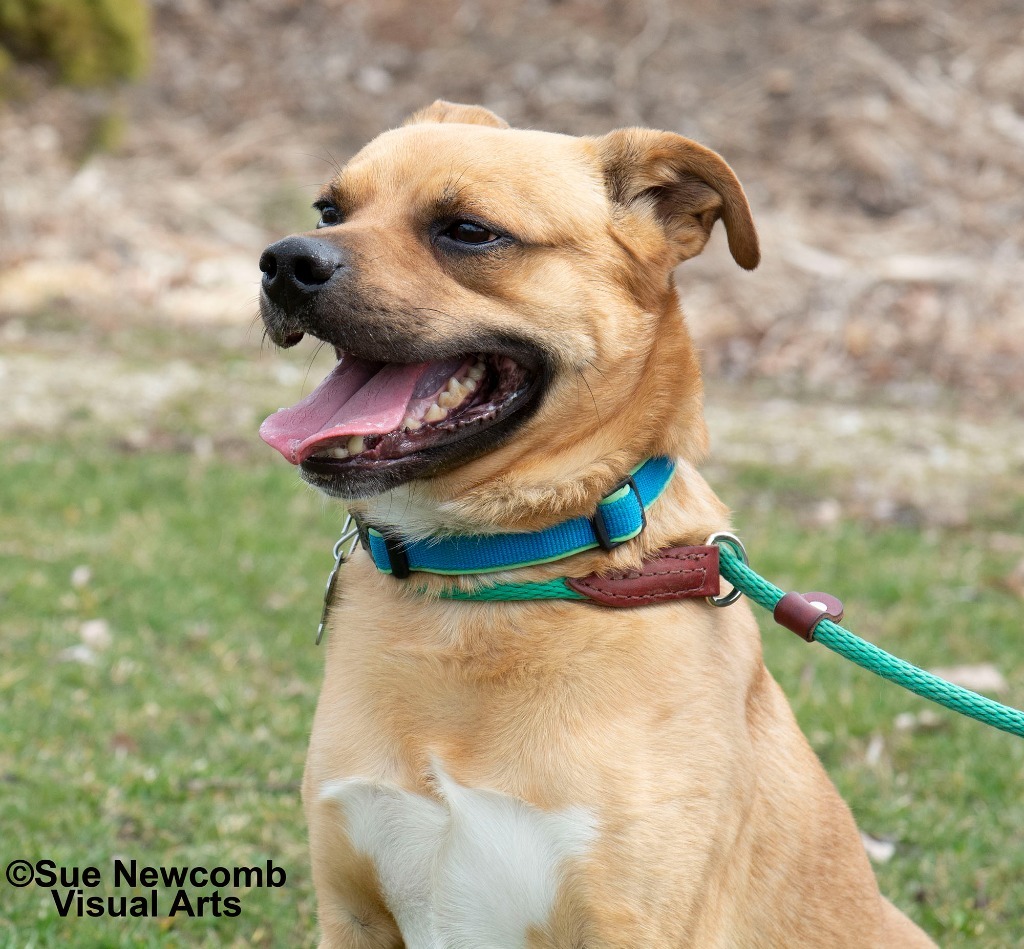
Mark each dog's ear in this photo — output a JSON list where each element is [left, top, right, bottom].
[[597, 128, 760, 270], [403, 100, 510, 130]]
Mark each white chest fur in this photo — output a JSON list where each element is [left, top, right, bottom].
[[321, 759, 597, 948]]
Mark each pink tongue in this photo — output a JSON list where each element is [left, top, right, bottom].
[[259, 357, 432, 464]]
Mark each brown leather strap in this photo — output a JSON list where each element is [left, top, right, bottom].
[[566, 545, 720, 608], [773, 591, 844, 641]]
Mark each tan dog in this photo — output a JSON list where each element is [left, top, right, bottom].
[[258, 101, 934, 948]]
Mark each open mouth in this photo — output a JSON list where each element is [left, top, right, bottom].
[[259, 349, 538, 493]]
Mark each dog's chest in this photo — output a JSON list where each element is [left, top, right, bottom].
[[321, 759, 597, 948]]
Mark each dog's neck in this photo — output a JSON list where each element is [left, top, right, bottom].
[[351, 453, 655, 542], [345, 454, 732, 582], [354, 481, 471, 541], [349, 457, 672, 578], [350, 444, 682, 541]]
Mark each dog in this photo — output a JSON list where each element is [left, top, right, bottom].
[[257, 100, 935, 948]]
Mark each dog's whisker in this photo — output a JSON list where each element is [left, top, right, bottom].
[[578, 374, 603, 428], [306, 149, 345, 176], [301, 340, 327, 390]]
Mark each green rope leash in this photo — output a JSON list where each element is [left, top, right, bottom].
[[439, 577, 587, 601], [428, 536, 1024, 738], [717, 546, 1024, 739]]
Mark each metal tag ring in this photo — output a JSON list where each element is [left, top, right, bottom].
[[333, 514, 361, 563]]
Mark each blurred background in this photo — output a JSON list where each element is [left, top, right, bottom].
[[2, 1, 1023, 946], [3, 0, 1024, 516]]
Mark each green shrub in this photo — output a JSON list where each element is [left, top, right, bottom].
[[0, 0, 149, 87]]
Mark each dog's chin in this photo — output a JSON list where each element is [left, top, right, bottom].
[[296, 350, 547, 499]]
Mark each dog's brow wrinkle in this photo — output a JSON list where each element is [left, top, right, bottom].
[[315, 179, 351, 214], [438, 169, 470, 208], [430, 190, 503, 228], [438, 183, 460, 206], [431, 194, 468, 220], [444, 166, 468, 193]]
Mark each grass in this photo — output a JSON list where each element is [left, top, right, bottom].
[[0, 444, 336, 946], [1, 438, 1022, 946]]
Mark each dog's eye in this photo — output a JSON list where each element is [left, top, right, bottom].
[[316, 205, 342, 228], [442, 221, 500, 245]]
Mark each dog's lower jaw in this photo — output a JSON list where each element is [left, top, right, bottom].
[[347, 368, 707, 541]]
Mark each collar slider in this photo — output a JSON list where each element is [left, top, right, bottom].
[[591, 472, 645, 551]]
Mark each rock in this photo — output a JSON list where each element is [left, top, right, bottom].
[[860, 831, 896, 863], [927, 663, 1008, 695], [79, 618, 113, 651]]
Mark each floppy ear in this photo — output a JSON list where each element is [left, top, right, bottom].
[[403, 99, 510, 129], [597, 128, 760, 270]]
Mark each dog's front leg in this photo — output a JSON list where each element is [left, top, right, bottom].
[[306, 789, 405, 949]]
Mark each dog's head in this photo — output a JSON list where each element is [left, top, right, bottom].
[[259, 101, 758, 531]]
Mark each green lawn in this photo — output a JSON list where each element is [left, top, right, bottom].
[[1, 441, 1022, 946]]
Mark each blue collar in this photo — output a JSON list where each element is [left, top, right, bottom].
[[361, 456, 676, 577]]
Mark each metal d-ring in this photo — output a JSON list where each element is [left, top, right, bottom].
[[705, 530, 748, 608]]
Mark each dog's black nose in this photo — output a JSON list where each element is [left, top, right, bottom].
[[259, 236, 346, 309]]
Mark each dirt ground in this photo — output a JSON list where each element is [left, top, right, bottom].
[[2, 0, 1023, 515]]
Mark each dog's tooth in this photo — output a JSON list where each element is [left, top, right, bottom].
[[468, 363, 485, 381], [463, 377, 478, 393], [446, 376, 462, 393], [438, 381, 467, 408], [315, 446, 348, 459], [424, 403, 447, 422], [347, 436, 365, 454], [402, 416, 422, 431]]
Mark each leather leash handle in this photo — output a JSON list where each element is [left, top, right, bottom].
[[566, 545, 720, 607]]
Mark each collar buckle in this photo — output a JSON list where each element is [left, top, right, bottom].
[[350, 514, 411, 577], [591, 472, 646, 552]]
